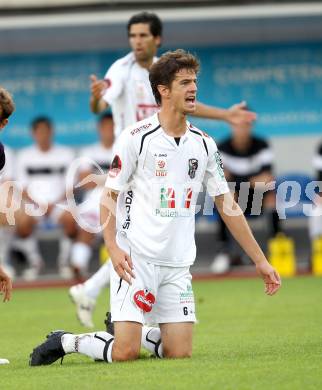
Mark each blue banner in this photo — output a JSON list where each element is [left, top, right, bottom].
[[1, 41, 322, 148]]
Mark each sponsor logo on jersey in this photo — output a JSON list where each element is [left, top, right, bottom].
[[184, 188, 193, 209], [156, 187, 193, 217], [155, 157, 167, 177], [180, 284, 194, 304], [214, 151, 225, 179], [188, 158, 198, 179], [133, 289, 155, 312], [154, 153, 167, 157], [108, 155, 121, 178], [160, 187, 175, 208], [122, 190, 133, 230], [130, 122, 152, 136]]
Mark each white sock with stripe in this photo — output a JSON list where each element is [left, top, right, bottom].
[[141, 326, 163, 358], [62, 331, 114, 362]]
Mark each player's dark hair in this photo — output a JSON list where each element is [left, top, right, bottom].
[[0, 86, 15, 121], [31, 116, 53, 131], [127, 12, 162, 38], [149, 49, 200, 105], [98, 112, 113, 123]]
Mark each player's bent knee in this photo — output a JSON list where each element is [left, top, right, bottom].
[[112, 344, 140, 362], [163, 347, 192, 359]]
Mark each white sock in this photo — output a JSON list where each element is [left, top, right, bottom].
[[57, 236, 72, 268], [84, 261, 111, 299], [14, 235, 42, 267], [61, 331, 114, 362], [141, 326, 163, 358], [70, 242, 92, 271]]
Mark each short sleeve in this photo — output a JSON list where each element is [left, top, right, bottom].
[[105, 130, 137, 191], [102, 61, 125, 105], [203, 138, 230, 197]]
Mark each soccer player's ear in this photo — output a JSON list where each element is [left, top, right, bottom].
[[157, 85, 169, 100], [154, 36, 161, 48]]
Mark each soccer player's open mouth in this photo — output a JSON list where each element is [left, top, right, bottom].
[[185, 97, 196, 106]]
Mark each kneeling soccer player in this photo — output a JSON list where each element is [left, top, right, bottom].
[[29, 50, 281, 366]]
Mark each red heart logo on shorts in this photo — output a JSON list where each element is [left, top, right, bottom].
[[134, 290, 155, 313]]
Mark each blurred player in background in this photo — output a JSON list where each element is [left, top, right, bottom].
[[15, 117, 77, 280], [0, 86, 14, 365], [69, 113, 114, 327], [211, 107, 280, 274], [30, 50, 280, 367], [90, 12, 256, 131], [309, 142, 322, 247], [70, 11, 257, 328]]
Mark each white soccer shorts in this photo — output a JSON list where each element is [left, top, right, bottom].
[[110, 239, 196, 325]]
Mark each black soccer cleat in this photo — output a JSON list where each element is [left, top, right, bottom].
[[104, 312, 114, 335], [29, 330, 70, 366]]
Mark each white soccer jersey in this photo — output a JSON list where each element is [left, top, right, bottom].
[[105, 114, 229, 267], [16, 144, 75, 205], [78, 142, 114, 175], [102, 52, 159, 137]]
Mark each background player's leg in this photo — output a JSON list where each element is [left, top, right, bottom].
[[69, 261, 111, 328], [56, 210, 77, 278], [211, 217, 230, 274], [14, 214, 42, 281], [83, 260, 111, 298], [70, 229, 94, 276]]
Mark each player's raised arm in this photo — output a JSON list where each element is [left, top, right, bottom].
[[193, 101, 257, 127], [89, 74, 109, 114], [214, 192, 281, 295]]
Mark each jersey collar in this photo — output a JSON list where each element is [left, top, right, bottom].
[[153, 113, 190, 146]]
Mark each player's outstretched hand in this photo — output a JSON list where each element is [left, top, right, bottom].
[[256, 261, 281, 296], [90, 74, 108, 101], [228, 101, 257, 126], [0, 267, 12, 302], [110, 246, 135, 285]]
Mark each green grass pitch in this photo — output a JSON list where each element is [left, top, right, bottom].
[[1, 276, 322, 389]]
